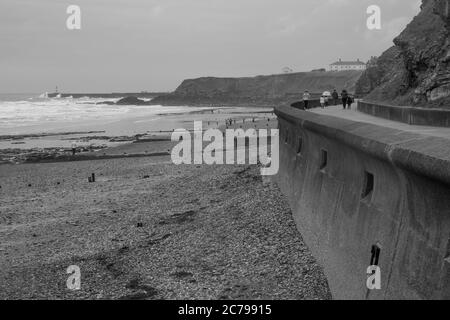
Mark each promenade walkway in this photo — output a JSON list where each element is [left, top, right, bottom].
[[310, 105, 450, 140]]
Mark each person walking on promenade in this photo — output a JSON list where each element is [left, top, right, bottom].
[[347, 94, 354, 109], [320, 95, 326, 109], [303, 90, 311, 110], [341, 89, 349, 109], [332, 89, 339, 106]]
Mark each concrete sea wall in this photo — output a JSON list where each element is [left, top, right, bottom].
[[358, 100, 450, 127], [275, 106, 450, 299]]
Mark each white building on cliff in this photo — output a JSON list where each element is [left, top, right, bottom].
[[329, 59, 367, 71]]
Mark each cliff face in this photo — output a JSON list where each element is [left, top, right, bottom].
[[151, 71, 363, 106], [356, 0, 450, 108]]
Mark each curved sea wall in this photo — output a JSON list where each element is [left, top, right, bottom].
[[275, 106, 450, 299], [358, 101, 450, 127]]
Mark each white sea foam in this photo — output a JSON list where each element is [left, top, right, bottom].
[[0, 94, 211, 135]]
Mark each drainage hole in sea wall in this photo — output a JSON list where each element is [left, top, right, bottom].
[[362, 171, 375, 199], [297, 137, 303, 155], [319, 149, 328, 170], [370, 244, 381, 266]]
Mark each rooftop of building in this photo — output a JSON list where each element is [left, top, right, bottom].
[[330, 59, 366, 66]]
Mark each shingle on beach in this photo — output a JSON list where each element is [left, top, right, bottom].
[[0, 155, 331, 300]]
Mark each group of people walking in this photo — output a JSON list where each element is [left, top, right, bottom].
[[225, 118, 236, 127], [339, 89, 354, 110], [302, 89, 354, 110]]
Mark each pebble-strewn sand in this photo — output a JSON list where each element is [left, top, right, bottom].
[[0, 150, 331, 300]]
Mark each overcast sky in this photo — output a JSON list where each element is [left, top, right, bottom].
[[0, 0, 421, 93]]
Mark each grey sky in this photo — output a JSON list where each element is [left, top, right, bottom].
[[0, 0, 421, 93]]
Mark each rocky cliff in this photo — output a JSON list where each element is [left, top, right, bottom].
[[151, 71, 362, 106], [356, 0, 450, 108]]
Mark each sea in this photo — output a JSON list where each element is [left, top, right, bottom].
[[0, 93, 273, 149]]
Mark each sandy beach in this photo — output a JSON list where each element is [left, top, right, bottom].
[[0, 117, 331, 300], [0, 103, 276, 165], [0, 151, 331, 300]]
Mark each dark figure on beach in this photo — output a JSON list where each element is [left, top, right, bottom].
[[303, 90, 311, 110], [341, 90, 349, 109], [332, 89, 339, 106]]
